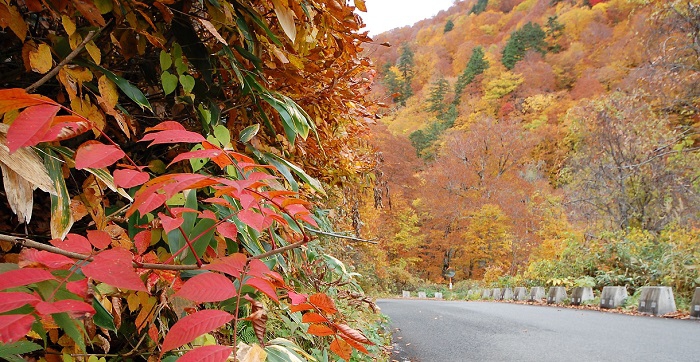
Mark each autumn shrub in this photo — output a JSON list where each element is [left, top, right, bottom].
[[0, 0, 385, 360]]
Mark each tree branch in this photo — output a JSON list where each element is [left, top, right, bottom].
[[25, 23, 107, 93]]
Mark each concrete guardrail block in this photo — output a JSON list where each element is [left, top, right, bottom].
[[492, 288, 503, 300], [638, 286, 676, 315], [502, 287, 514, 300], [417, 291, 427, 299], [434, 292, 443, 299], [402, 291, 410, 298], [482, 289, 491, 299], [600, 286, 627, 309], [570, 287, 594, 305], [547, 287, 567, 304], [513, 287, 528, 301], [529, 287, 545, 301], [691, 288, 700, 319]]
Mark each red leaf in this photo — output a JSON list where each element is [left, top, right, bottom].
[[114, 169, 150, 188], [144, 121, 185, 132], [216, 222, 237, 240], [158, 212, 184, 233], [174, 273, 237, 303], [237, 209, 269, 232], [307, 324, 335, 336], [247, 259, 272, 279], [6, 104, 60, 152], [301, 312, 326, 323], [139, 130, 206, 147], [201, 210, 217, 220], [0, 88, 54, 114], [134, 230, 151, 255], [19, 249, 74, 269], [35, 300, 95, 318], [160, 310, 234, 353], [0, 268, 55, 291], [40, 115, 91, 142], [330, 338, 352, 361], [66, 279, 89, 299], [75, 141, 126, 169], [178, 345, 233, 362], [0, 292, 41, 313], [0, 314, 35, 343], [245, 277, 278, 301], [309, 293, 337, 314], [288, 291, 308, 305], [203, 253, 247, 279], [168, 149, 226, 167], [87, 230, 112, 250], [50, 233, 92, 254], [81, 248, 147, 291]]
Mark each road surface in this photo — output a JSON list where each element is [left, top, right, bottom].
[[378, 299, 700, 362]]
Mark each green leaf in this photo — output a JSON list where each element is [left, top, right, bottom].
[[44, 148, 73, 239], [94, 0, 113, 14], [92, 298, 116, 331], [161, 71, 178, 95], [264, 153, 325, 194], [262, 153, 299, 192], [239, 124, 260, 143], [175, 57, 188, 76], [0, 341, 42, 362], [52, 312, 86, 352], [160, 50, 172, 70], [213, 125, 230, 147], [179, 74, 195, 93]]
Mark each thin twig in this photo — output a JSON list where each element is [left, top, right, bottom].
[[25, 27, 101, 93], [0, 234, 199, 271], [304, 227, 378, 244]]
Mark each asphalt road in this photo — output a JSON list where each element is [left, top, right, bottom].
[[377, 299, 700, 362]]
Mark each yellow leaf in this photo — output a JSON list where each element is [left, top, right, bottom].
[[126, 292, 140, 312], [236, 343, 267, 362], [69, 32, 83, 51], [271, 0, 296, 43], [61, 15, 76, 35], [29, 43, 53, 74], [86, 40, 101, 64], [354, 0, 367, 12], [98, 75, 119, 109], [70, 95, 105, 136], [0, 2, 28, 40]]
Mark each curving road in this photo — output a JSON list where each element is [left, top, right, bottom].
[[378, 299, 700, 362]]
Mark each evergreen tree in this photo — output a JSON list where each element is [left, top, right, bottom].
[[454, 46, 489, 105], [444, 19, 455, 33], [470, 0, 488, 14], [381, 62, 403, 103], [501, 22, 547, 69], [426, 77, 450, 116], [396, 44, 415, 105], [545, 15, 565, 53]]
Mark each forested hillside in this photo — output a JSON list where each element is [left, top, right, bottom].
[[359, 0, 700, 298]]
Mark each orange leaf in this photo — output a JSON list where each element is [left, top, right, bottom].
[[307, 323, 335, 336], [301, 312, 326, 323], [0, 88, 54, 114], [289, 302, 314, 313], [330, 338, 352, 361], [309, 293, 337, 314], [335, 323, 372, 345]]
